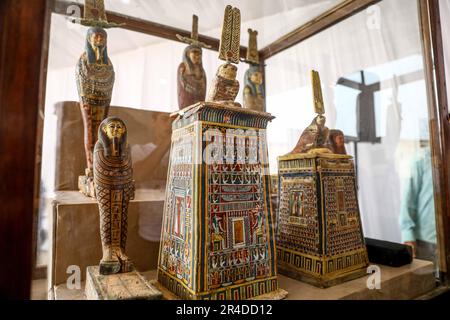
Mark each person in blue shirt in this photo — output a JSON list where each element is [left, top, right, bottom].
[[399, 147, 436, 262]]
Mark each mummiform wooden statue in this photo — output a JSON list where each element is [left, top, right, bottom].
[[94, 117, 135, 275], [75, 0, 119, 197], [176, 15, 210, 110]]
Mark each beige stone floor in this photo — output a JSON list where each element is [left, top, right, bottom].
[[44, 259, 438, 300]]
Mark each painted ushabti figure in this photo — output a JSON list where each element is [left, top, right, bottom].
[[94, 117, 135, 275], [158, 6, 285, 300], [176, 15, 209, 110], [276, 71, 368, 288], [75, 0, 117, 197], [86, 118, 162, 300], [206, 6, 241, 105], [243, 29, 265, 112]]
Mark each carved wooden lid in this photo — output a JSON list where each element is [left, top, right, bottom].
[[171, 101, 275, 130]]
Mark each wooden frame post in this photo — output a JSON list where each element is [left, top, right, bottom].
[[0, 0, 50, 298], [418, 0, 450, 283]]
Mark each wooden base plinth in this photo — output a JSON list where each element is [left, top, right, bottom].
[[85, 266, 162, 300]]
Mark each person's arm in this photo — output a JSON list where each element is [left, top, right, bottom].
[[399, 159, 421, 256]]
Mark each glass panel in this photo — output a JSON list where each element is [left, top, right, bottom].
[[33, 0, 442, 300], [266, 0, 438, 276]]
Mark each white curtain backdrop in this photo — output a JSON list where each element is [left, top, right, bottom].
[[265, 0, 430, 243]]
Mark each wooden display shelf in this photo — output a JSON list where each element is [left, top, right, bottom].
[[48, 189, 165, 292], [51, 259, 436, 300]]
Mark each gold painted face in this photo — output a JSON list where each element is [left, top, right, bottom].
[[250, 71, 263, 85], [218, 64, 237, 80], [189, 49, 202, 65], [90, 32, 106, 47], [104, 120, 125, 139]]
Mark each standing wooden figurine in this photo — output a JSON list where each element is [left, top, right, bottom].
[[86, 117, 162, 300], [94, 117, 134, 275], [243, 29, 265, 112], [75, 0, 119, 197], [206, 5, 241, 105], [176, 15, 210, 110]]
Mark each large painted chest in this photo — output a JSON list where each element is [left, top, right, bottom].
[[276, 153, 369, 287], [157, 102, 279, 299]]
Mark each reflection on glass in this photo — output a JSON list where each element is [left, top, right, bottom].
[[399, 146, 436, 263], [265, 0, 437, 275], [336, 70, 381, 143]]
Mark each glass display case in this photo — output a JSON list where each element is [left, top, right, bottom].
[[0, 0, 449, 301]]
